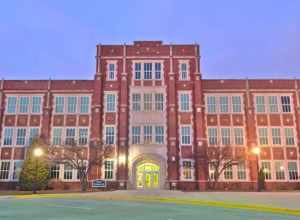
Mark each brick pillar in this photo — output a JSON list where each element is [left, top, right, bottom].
[[293, 80, 300, 163], [0, 80, 4, 141], [41, 79, 51, 143]]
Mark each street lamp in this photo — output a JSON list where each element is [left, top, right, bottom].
[[33, 148, 43, 194], [251, 147, 260, 191]]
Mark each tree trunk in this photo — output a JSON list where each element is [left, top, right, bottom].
[[80, 173, 88, 192]]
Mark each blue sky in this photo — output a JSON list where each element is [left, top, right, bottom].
[[0, 0, 299, 79]]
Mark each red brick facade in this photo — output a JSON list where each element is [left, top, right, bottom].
[[0, 41, 299, 191]]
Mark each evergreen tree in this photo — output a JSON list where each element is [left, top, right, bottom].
[[258, 168, 265, 192]]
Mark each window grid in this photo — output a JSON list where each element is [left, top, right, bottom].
[[7, 97, 17, 113], [16, 128, 26, 145], [180, 63, 188, 80], [155, 93, 164, 111], [104, 160, 114, 179], [105, 126, 115, 145], [258, 128, 268, 145], [32, 96, 42, 113], [78, 128, 88, 145], [261, 161, 272, 180], [144, 63, 152, 80], [288, 162, 298, 180], [232, 96, 242, 113], [275, 161, 285, 180], [271, 128, 281, 145], [0, 161, 10, 180], [144, 94, 152, 111], [144, 126, 152, 144], [19, 97, 29, 113], [155, 63, 161, 80], [221, 128, 230, 145], [132, 126, 141, 144], [182, 160, 193, 180], [181, 126, 191, 145], [65, 128, 76, 146], [106, 94, 116, 112], [180, 93, 190, 112], [80, 96, 90, 113], [256, 96, 265, 113], [220, 96, 229, 113], [155, 126, 164, 144], [134, 63, 141, 80], [132, 94, 141, 111], [207, 96, 216, 113], [67, 96, 77, 113]]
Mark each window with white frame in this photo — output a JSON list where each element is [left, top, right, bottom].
[[258, 128, 268, 145], [6, 96, 17, 113], [288, 162, 298, 180], [261, 161, 272, 180], [78, 128, 88, 145], [80, 96, 90, 113], [132, 93, 141, 111], [50, 164, 60, 179], [106, 94, 116, 112], [107, 63, 116, 80], [234, 127, 244, 145], [207, 96, 216, 113], [155, 93, 164, 111], [281, 96, 291, 112], [144, 126, 152, 144], [132, 126, 141, 144], [32, 96, 42, 113], [237, 161, 246, 180], [144, 93, 152, 111], [221, 128, 230, 145], [29, 128, 39, 145], [144, 63, 152, 80], [105, 126, 115, 145], [275, 161, 285, 180], [0, 161, 10, 180], [63, 163, 73, 180], [155, 63, 161, 80], [232, 96, 242, 113], [179, 62, 188, 80], [207, 127, 218, 145], [55, 96, 64, 113], [19, 96, 29, 113], [220, 96, 229, 113], [16, 128, 26, 145], [180, 93, 190, 112], [181, 126, 191, 145], [104, 160, 114, 179], [52, 128, 62, 145], [224, 163, 233, 180], [12, 161, 23, 180], [269, 96, 278, 113], [65, 128, 76, 145], [3, 128, 13, 146], [155, 126, 164, 144], [271, 128, 281, 145], [284, 128, 295, 145], [208, 163, 216, 180], [182, 160, 193, 180], [67, 96, 77, 113], [256, 96, 265, 113], [134, 63, 141, 80]]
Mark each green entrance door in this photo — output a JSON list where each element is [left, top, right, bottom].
[[136, 162, 160, 189]]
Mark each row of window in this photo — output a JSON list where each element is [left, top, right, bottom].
[[134, 62, 163, 80], [131, 125, 165, 145], [52, 128, 89, 146], [260, 161, 299, 181], [54, 96, 90, 114], [2, 127, 39, 146], [0, 160, 23, 181], [258, 127, 295, 146], [132, 93, 164, 112], [208, 161, 247, 181], [207, 127, 244, 146], [256, 95, 292, 113], [206, 96, 242, 113], [6, 96, 42, 114]]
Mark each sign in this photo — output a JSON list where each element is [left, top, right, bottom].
[[92, 179, 106, 188]]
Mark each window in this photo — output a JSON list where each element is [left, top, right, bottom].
[[29, 128, 39, 145], [32, 96, 42, 113], [13, 161, 23, 180], [144, 63, 152, 80], [180, 63, 188, 80], [258, 128, 268, 145], [0, 161, 10, 180], [65, 128, 76, 145], [106, 94, 116, 112], [237, 161, 246, 180], [224, 163, 233, 180], [155, 126, 164, 144], [19, 96, 29, 113], [220, 96, 229, 113], [134, 63, 141, 80], [144, 94, 152, 111], [288, 162, 298, 180], [181, 126, 191, 145], [281, 96, 291, 112], [155, 63, 161, 79], [52, 128, 62, 145], [78, 128, 88, 145], [232, 96, 242, 113], [209, 163, 216, 180], [108, 63, 116, 80], [234, 128, 244, 145], [285, 128, 295, 145], [50, 164, 60, 179], [3, 128, 13, 145], [208, 128, 217, 145], [207, 96, 216, 113], [64, 163, 73, 180], [221, 128, 230, 145], [269, 96, 278, 113], [261, 161, 272, 180], [132, 126, 141, 144], [16, 128, 26, 145], [67, 96, 77, 113], [275, 161, 285, 180], [182, 160, 193, 180], [7, 96, 17, 113], [271, 128, 281, 145], [80, 96, 90, 113], [155, 93, 164, 111], [256, 96, 265, 113], [55, 96, 64, 113], [144, 126, 152, 144], [132, 94, 141, 112], [104, 160, 114, 179], [180, 93, 190, 111], [105, 126, 115, 145]]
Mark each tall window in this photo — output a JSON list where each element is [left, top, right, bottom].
[[221, 128, 230, 145], [52, 128, 62, 145], [7, 96, 17, 113], [50, 164, 60, 179], [288, 162, 298, 180], [155, 63, 161, 80], [179, 63, 188, 80], [108, 63, 116, 80], [258, 128, 268, 145], [232, 96, 241, 113], [29, 128, 39, 145], [224, 163, 233, 180], [106, 94, 116, 112], [207, 96, 216, 113], [104, 160, 114, 179], [180, 93, 190, 111], [271, 128, 281, 145], [261, 161, 272, 180], [19, 97, 29, 113], [281, 96, 291, 112], [144, 126, 152, 144], [207, 127, 217, 145], [132, 126, 141, 144], [155, 126, 164, 144], [13, 161, 23, 180], [144, 63, 152, 80], [78, 128, 88, 145], [181, 126, 191, 145], [32, 96, 42, 113], [105, 126, 115, 145], [220, 96, 229, 113], [256, 96, 265, 113], [275, 161, 285, 180], [144, 94, 152, 111], [269, 96, 278, 113], [134, 63, 141, 80], [55, 96, 64, 113], [65, 128, 76, 145], [182, 160, 193, 180], [284, 128, 295, 145], [234, 128, 244, 145], [237, 161, 246, 180], [3, 128, 13, 145], [132, 94, 141, 111], [155, 93, 164, 111], [64, 163, 73, 180], [0, 161, 10, 180], [16, 128, 26, 145], [80, 96, 90, 113], [67, 96, 77, 113]]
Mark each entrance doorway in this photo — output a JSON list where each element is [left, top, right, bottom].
[[136, 162, 160, 189]]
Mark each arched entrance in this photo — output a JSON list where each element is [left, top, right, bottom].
[[136, 162, 160, 189]]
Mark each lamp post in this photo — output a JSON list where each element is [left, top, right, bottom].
[[33, 148, 43, 194], [251, 147, 260, 191]]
